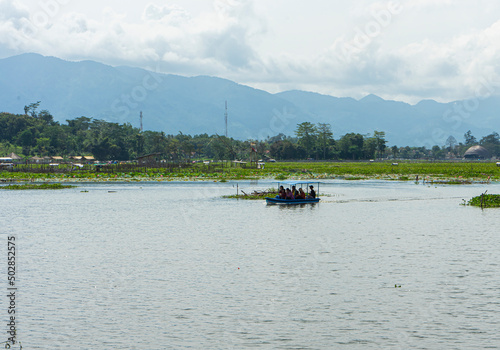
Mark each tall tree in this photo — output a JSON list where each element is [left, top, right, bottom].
[[24, 101, 41, 117], [464, 130, 477, 146], [373, 131, 387, 158], [337, 133, 364, 160], [316, 123, 334, 159], [295, 122, 317, 158], [445, 135, 458, 153], [479, 132, 500, 157], [391, 145, 399, 158], [363, 137, 377, 159]]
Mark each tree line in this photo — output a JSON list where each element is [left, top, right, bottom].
[[1, 104, 499, 161]]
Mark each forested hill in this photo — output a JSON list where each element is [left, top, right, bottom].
[[0, 53, 301, 143], [1, 53, 500, 147]]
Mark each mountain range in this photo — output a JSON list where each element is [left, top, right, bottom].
[[1, 53, 499, 147]]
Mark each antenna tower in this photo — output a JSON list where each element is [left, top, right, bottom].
[[140, 111, 143, 132], [224, 101, 228, 137]]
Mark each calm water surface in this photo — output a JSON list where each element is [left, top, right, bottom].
[[1, 180, 500, 349]]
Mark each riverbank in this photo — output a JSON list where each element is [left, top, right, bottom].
[[1, 161, 499, 184]]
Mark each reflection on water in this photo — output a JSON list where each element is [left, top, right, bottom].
[[2, 180, 500, 349]]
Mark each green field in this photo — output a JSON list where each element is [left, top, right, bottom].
[[1, 161, 499, 183], [264, 161, 499, 180]]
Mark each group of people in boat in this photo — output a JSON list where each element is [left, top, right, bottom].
[[276, 185, 316, 200]]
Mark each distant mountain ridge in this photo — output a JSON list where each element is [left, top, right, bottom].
[[1, 53, 499, 146]]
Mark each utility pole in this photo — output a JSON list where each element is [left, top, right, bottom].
[[140, 111, 143, 132]]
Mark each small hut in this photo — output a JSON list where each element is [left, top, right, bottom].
[[137, 153, 162, 165], [51, 156, 65, 165], [463, 145, 490, 159], [82, 155, 95, 163], [9, 153, 22, 160]]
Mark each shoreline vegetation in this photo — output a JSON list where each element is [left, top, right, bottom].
[[1, 161, 498, 184], [0, 183, 75, 190]]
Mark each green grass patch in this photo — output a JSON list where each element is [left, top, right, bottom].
[[467, 193, 500, 208], [0, 183, 75, 190]]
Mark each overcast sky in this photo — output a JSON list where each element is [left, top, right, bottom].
[[1, 0, 500, 104]]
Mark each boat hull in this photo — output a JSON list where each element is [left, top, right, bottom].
[[265, 197, 320, 205]]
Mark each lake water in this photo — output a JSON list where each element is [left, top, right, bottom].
[[1, 180, 500, 349]]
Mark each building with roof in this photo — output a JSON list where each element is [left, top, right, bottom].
[[137, 153, 162, 165], [31, 156, 44, 163], [9, 153, 22, 160], [463, 145, 490, 159]]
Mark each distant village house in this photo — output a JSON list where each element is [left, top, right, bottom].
[[137, 153, 162, 165]]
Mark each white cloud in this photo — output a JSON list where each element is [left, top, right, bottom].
[[0, 0, 29, 22], [4, 0, 264, 73], [237, 2, 500, 103], [142, 3, 190, 25], [1, 0, 500, 103], [405, 0, 453, 9]]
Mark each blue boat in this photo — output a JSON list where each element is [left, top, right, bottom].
[[265, 197, 320, 205], [265, 180, 321, 205]]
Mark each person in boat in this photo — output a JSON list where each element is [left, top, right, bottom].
[[291, 185, 299, 198], [277, 186, 286, 199], [307, 185, 316, 199], [285, 188, 294, 200], [297, 188, 306, 199]]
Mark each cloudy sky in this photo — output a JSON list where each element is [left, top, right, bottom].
[[1, 0, 500, 104]]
